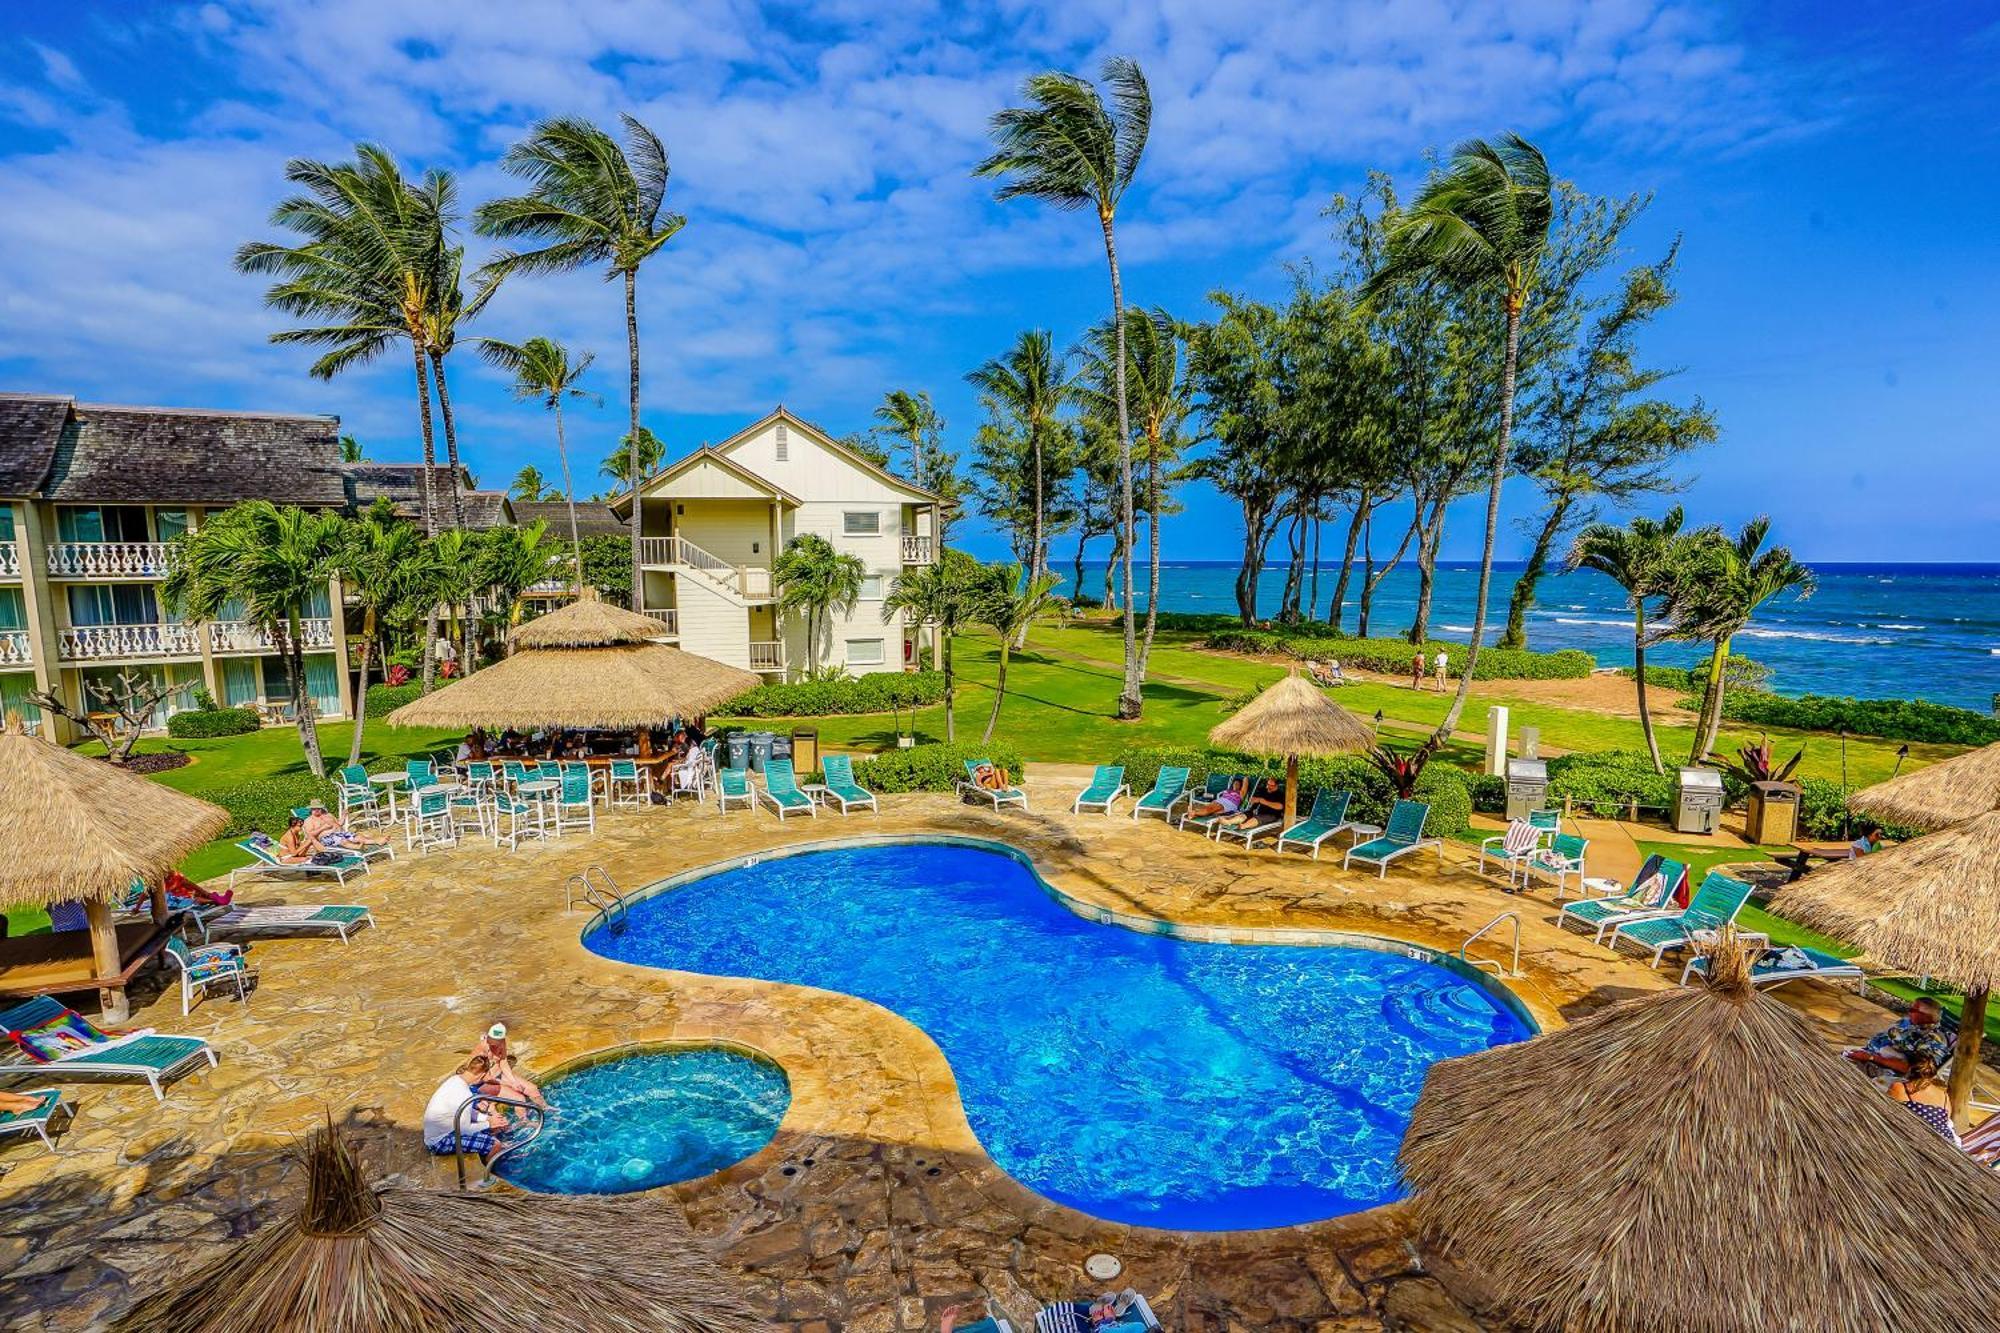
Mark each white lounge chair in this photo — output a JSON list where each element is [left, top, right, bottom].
[[0, 998, 217, 1101], [957, 758, 1028, 811], [1275, 789, 1358, 858], [1071, 765, 1128, 815], [229, 838, 370, 889], [1035, 1290, 1160, 1333], [761, 759, 819, 821], [1679, 942, 1865, 991], [197, 903, 376, 945], [820, 755, 878, 815], [0, 1088, 68, 1152]]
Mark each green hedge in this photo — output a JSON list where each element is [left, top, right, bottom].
[[851, 741, 1027, 794], [166, 706, 261, 739], [1206, 629, 1594, 681], [1619, 664, 1700, 691], [364, 682, 424, 716], [1793, 777, 1918, 842], [721, 671, 947, 718], [1106, 745, 1474, 835], [1468, 772, 1506, 814], [202, 775, 341, 839], [1680, 689, 2000, 747], [1545, 750, 1680, 813]]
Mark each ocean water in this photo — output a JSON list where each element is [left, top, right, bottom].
[[1057, 560, 2000, 710], [586, 842, 1531, 1230]]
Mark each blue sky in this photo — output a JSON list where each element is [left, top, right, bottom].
[[1, 1, 1994, 564]]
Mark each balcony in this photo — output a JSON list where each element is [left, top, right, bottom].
[[0, 545, 19, 579], [58, 622, 202, 661], [639, 607, 679, 635], [639, 536, 773, 601], [209, 618, 335, 655], [901, 534, 935, 565], [46, 541, 174, 579], [748, 640, 785, 673], [0, 630, 30, 667]]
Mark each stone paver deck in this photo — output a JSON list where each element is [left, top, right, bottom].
[[0, 776, 1948, 1331]]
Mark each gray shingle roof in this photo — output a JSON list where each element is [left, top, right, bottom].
[[25, 400, 347, 505], [510, 500, 628, 539], [0, 394, 72, 496]]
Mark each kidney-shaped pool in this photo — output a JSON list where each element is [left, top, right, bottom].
[[584, 839, 1531, 1230]]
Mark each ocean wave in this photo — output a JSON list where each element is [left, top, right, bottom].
[[1554, 617, 1637, 629], [1873, 623, 1925, 631], [1738, 626, 1896, 645]]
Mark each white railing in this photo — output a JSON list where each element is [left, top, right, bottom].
[[0, 545, 19, 578], [524, 578, 572, 597], [748, 641, 785, 672], [640, 608, 679, 634], [209, 618, 335, 654], [45, 541, 174, 578], [0, 630, 30, 666], [58, 622, 202, 660], [641, 536, 772, 600], [901, 534, 935, 564]]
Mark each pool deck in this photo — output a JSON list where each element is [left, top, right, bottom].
[[0, 779, 1967, 1331]]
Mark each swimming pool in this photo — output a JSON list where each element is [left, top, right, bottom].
[[584, 839, 1532, 1230], [493, 1046, 789, 1196]]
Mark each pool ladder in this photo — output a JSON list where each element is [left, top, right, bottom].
[[451, 1092, 546, 1189], [566, 864, 629, 925], [1460, 911, 1521, 979]]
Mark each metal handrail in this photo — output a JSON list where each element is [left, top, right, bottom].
[[566, 864, 627, 924], [1460, 911, 1521, 978], [452, 1091, 546, 1189]]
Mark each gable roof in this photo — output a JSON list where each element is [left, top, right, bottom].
[[608, 445, 801, 517], [0, 394, 72, 496], [717, 406, 939, 501], [510, 500, 628, 539]]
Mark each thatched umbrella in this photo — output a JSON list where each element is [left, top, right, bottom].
[[114, 1124, 765, 1332], [1850, 739, 2000, 832], [1772, 810, 2000, 1122], [1208, 670, 1374, 821], [0, 717, 228, 1021], [509, 593, 669, 650], [1399, 940, 2000, 1333]]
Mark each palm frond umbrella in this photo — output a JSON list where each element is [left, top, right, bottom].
[[1772, 809, 2000, 1121], [1400, 939, 2000, 1333], [113, 1124, 764, 1332], [1208, 671, 1375, 823], [1850, 739, 2000, 832], [0, 717, 228, 1020], [509, 591, 668, 650]]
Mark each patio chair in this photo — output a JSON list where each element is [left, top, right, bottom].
[[0, 1087, 69, 1153], [403, 787, 459, 855], [1478, 818, 1545, 884], [1342, 799, 1443, 878], [820, 755, 877, 815], [162, 935, 252, 1015], [1605, 871, 1756, 968], [461, 761, 498, 796], [197, 904, 375, 945], [501, 760, 534, 792], [562, 760, 604, 806], [1679, 942, 1865, 991], [761, 758, 819, 821], [1035, 1290, 1161, 1333], [1071, 764, 1128, 815], [1179, 773, 1245, 837], [1130, 766, 1191, 823], [1275, 789, 1355, 858], [717, 767, 755, 814], [0, 997, 218, 1101], [1557, 855, 1686, 943], [490, 791, 542, 850], [553, 768, 596, 836], [405, 759, 437, 789], [1523, 833, 1589, 898], [229, 837, 370, 889], [606, 757, 651, 809], [337, 765, 381, 826], [957, 758, 1028, 811]]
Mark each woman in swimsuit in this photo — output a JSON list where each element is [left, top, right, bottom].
[[1889, 1054, 1959, 1146]]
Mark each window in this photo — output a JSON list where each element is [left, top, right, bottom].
[[56, 506, 147, 542], [0, 506, 14, 542], [67, 584, 159, 627], [844, 637, 885, 666], [775, 423, 788, 461], [155, 509, 190, 543], [0, 587, 23, 630], [858, 574, 885, 600], [842, 511, 880, 537]]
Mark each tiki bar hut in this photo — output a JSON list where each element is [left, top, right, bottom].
[[1399, 942, 2000, 1333], [386, 594, 758, 763], [1208, 669, 1374, 819], [114, 1124, 764, 1332], [1850, 738, 2000, 832], [0, 716, 228, 1022], [1772, 810, 2000, 1122]]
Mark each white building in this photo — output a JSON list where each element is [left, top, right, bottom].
[[611, 408, 939, 678]]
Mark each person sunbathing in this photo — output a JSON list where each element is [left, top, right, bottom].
[[273, 815, 316, 864], [0, 1090, 51, 1117], [423, 1055, 517, 1163], [973, 762, 1012, 792], [473, 1022, 549, 1111], [301, 801, 388, 852], [1185, 777, 1247, 822], [1218, 777, 1284, 829]]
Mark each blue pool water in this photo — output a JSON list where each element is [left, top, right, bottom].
[[583, 841, 1532, 1230], [493, 1047, 789, 1196]]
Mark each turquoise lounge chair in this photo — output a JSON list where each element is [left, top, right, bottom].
[[228, 837, 369, 889], [0, 1087, 68, 1152], [289, 809, 397, 864], [1557, 854, 1686, 942], [1342, 799, 1443, 878], [1276, 789, 1356, 858], [1131, 766, 1191, 823], [957, 758, 1028, 811], [1680, 942, 1865, 991], [716, 767, 754, 814], [821, 755, 877, 815], [761, 758, 818, 821], [1071, 765, 1128, 815], [0, 997, 217, 1101], [1178, 773, 1244, 836], [1606, 871, 1755, 967], [197, 904, 376, 945]]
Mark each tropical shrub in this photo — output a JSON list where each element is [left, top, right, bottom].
[[203, 775, 341, 838], [1107, 745, 1475, 834], [1681, 689, 2000, 747], [721, 672, 947, 718], [365, 683, 424, 716], [1468, 772, 1507, 814], [1206, 630, 1594, 681], [1792, 777, 1919, 842], [851, 741, 1026, 793], [1409, 766, 1474, 837], [190, 685, 219, 712], [166, 707, 261, 739], [1545, 750, 1679, 814]]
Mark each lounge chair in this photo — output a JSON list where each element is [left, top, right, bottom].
[[1215, 804, 1285, 849], [1035, 1291, 1161, 1333], [1131, 766, 1191, 823], [1276, 789, 1356, 858], [1342, 799, 1443, 878], [0, 997, 217, 1101], [717, 768, 754, 814], [0, 1087, 68, 1152], [289, 809, 397, 864], [1557, 855, 1686, 943], [1605, 871, 1756, 967], [1524, 833, 1589, 898], [198, 904, 376, 945], [1178, 773, 1243, 837], [162, 936, 252, 1015], [820, 755, 877, 815], [229, 837, 370, 889], [1964, 1106, 2000, 1167], [1679, 942, 1865, 991], [957, 758, 1028, 811], [114, 881, 230, 936], [760, 758, 819, 821], [1071, 764, 1128, 815]]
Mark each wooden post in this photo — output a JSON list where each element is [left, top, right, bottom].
[[1949, 984, 1989, 1129], [1284, 754, 1300, 825], [84, 898, 129, 1023], [147, 878, 169, 926]]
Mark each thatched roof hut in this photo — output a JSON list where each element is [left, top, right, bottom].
[[1209, 671, 1374, 819], [1851, 740, 2000, 832], [510, 594, 666, 650], [1771, 810, 2000, 1119], [114, 1126, 764, 1332], [1399, 941, 2000, 1333]]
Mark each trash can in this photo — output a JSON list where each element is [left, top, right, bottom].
[[749, 731, 775, 773], [791, 727, 819, 780], [1746, 780, 1801, 844], [771, 733, 792, 764], [1674, 767, 1725, 835], [725, 732, 750, 771], [1505, 758, 1549, 821]]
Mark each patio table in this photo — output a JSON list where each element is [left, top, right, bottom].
[[367, 771, 409, 820]]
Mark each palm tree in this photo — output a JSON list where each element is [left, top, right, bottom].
[[481, 336, 599, 592], [339, 434, 366, 463], [477, 521, 565, 648], [872, 390, 941, 481], [1662, 517, 1817, 762], [975, 563, 1061, 743], [416, 528, 488, 673], [163, 502, 348, 776], [417, 240, 502, 530], [1365, 133, 1554, 742], [1567, 507, 1690, 773], [965, 330, 1071, 605], [332, 511, 420, 766], [885, 550, 986, 744], [977, 56, 1150, 721], [475, 115, 685, 609], [772, 534, 865, 676], [510, 466, 551, 502], [600, 426, 665, 488]]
